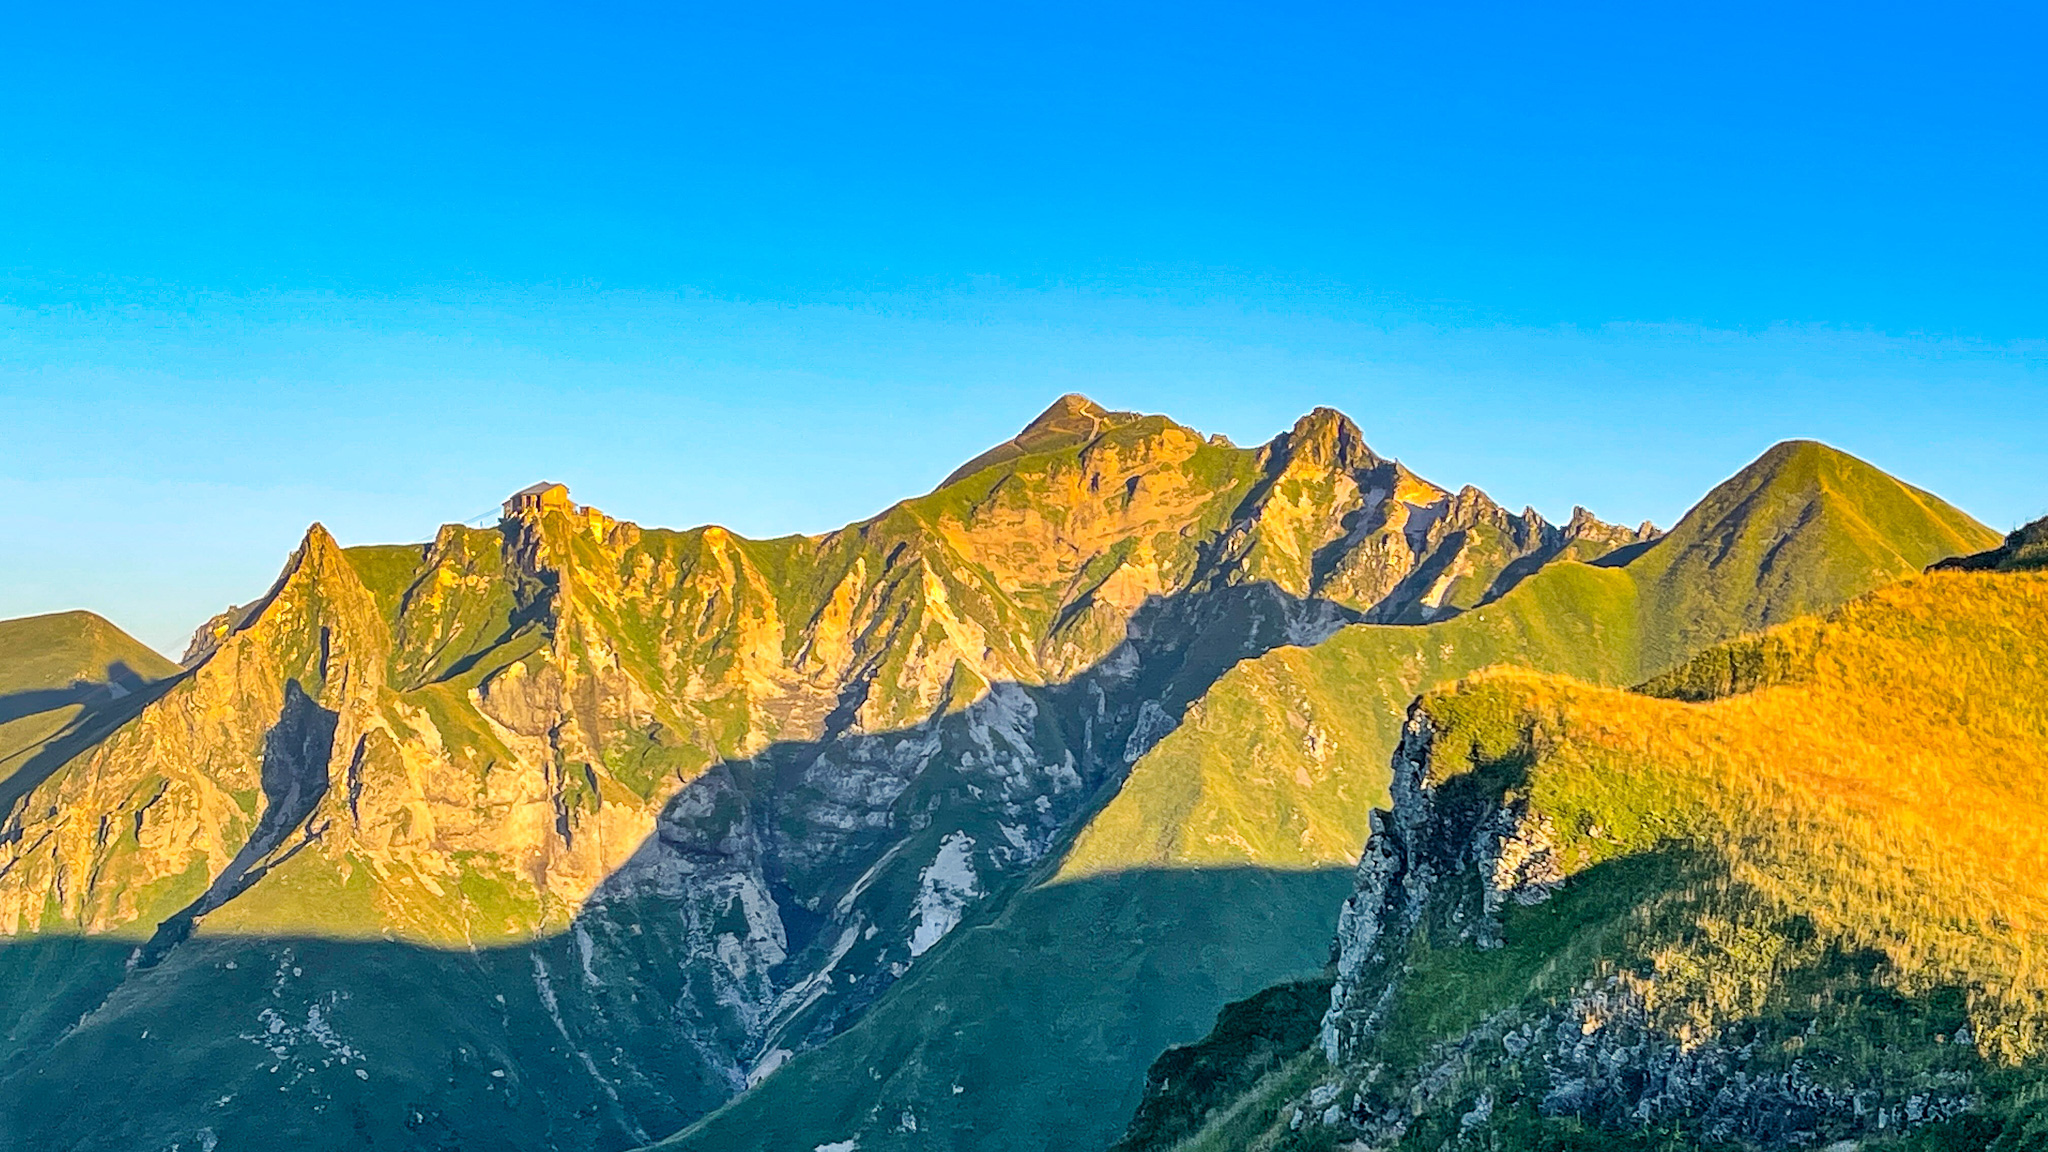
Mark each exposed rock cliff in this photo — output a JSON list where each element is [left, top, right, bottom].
[[655, 441, 1999, 1152], [0, 398, 1654, 1152]]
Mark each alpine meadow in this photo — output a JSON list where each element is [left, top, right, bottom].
[[4, 395, 2039, 1152]]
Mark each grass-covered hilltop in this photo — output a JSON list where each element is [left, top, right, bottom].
[[0, 395, 2020, 1152]]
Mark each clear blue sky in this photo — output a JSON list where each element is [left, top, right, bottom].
[[3, 1, 2043, 655]]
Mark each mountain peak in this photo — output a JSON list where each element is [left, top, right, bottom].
[[1275, 406, 1379, 472], [181, 521, 362, 666], [1021, 393, 1110, 436], [1624, 438, 1998, 670], [937, 394, 1136, 488], [302, 520, 340, 551], [289, 522, 356, 578]]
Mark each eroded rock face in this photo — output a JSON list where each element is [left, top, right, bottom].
[[1322, 709, 1462, 1065], [0, 399, 1644, 1151]]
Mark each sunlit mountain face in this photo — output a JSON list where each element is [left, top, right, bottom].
[[0, 398, 2018, 1152]]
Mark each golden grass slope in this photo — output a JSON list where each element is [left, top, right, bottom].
[[1420, 567, 2048, 1063]]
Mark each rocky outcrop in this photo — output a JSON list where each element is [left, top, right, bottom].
[[1321, 707, 1519, 1064], [1310, 698, 1986, 1150], [1198, 409, 1656, 626], [135, 678, 339, 967]]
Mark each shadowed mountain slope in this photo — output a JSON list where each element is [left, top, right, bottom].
[[0, 399, 1676, 1152], [653, 441, 1996, 1152]]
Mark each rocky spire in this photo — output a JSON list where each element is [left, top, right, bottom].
[[1273, 407, 1381, 473]]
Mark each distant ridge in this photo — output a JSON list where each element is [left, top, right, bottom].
[[0, 609, 176, 701]]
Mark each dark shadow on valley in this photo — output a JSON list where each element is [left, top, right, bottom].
[[0, 660, 156, 727], [0, 575, 1386, 1152], [0, 865, 1365, 1152]]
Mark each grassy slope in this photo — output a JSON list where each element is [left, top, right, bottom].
[[657, 867, 1359, 1152], [0, 931, 742, 1152], [0, 609, 177, 698], [1072, 440, 1995, 881], [0, 610, 180, 784], [1061, 562, 1641, 876], [1156, 567, 2048, 1151], [1411, 571, 2048, 1063], [659, 443, 1997, 1152], [1625, 439, 1995, 671]]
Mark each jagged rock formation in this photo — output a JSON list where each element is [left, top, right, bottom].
[[654, 443, 1997, 1152], [0, 398, 1665, 1152], [1198, 406, 1659, 624]]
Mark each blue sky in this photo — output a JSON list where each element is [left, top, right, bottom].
[[3, 1, 2044, 654]]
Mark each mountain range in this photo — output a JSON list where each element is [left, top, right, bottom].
[[0, 396, 2018, 1152]]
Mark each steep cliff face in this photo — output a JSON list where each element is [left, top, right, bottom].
[[0, 397, 1655, 1152], [1, 526, 390, 938]]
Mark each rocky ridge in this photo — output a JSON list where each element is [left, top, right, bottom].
[[1312, 709, 1979, 1148], [654, 440, 1997, 1152], [1934, 512, 2048, 573], [0, 397, 1653, 1152]]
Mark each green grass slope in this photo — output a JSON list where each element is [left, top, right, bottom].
[[1061, 562, 1642, 877], [1073, 439, 1993, 882], [1935, 512, 2048, 573], [655, 443, 1996, 1152], [1625, 439, 1996, 671], [0, 609, 179, 785], [656, 866, 1360, 1152], [1137, 565, 2048, 1151], [0, 609, 176, 699]]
